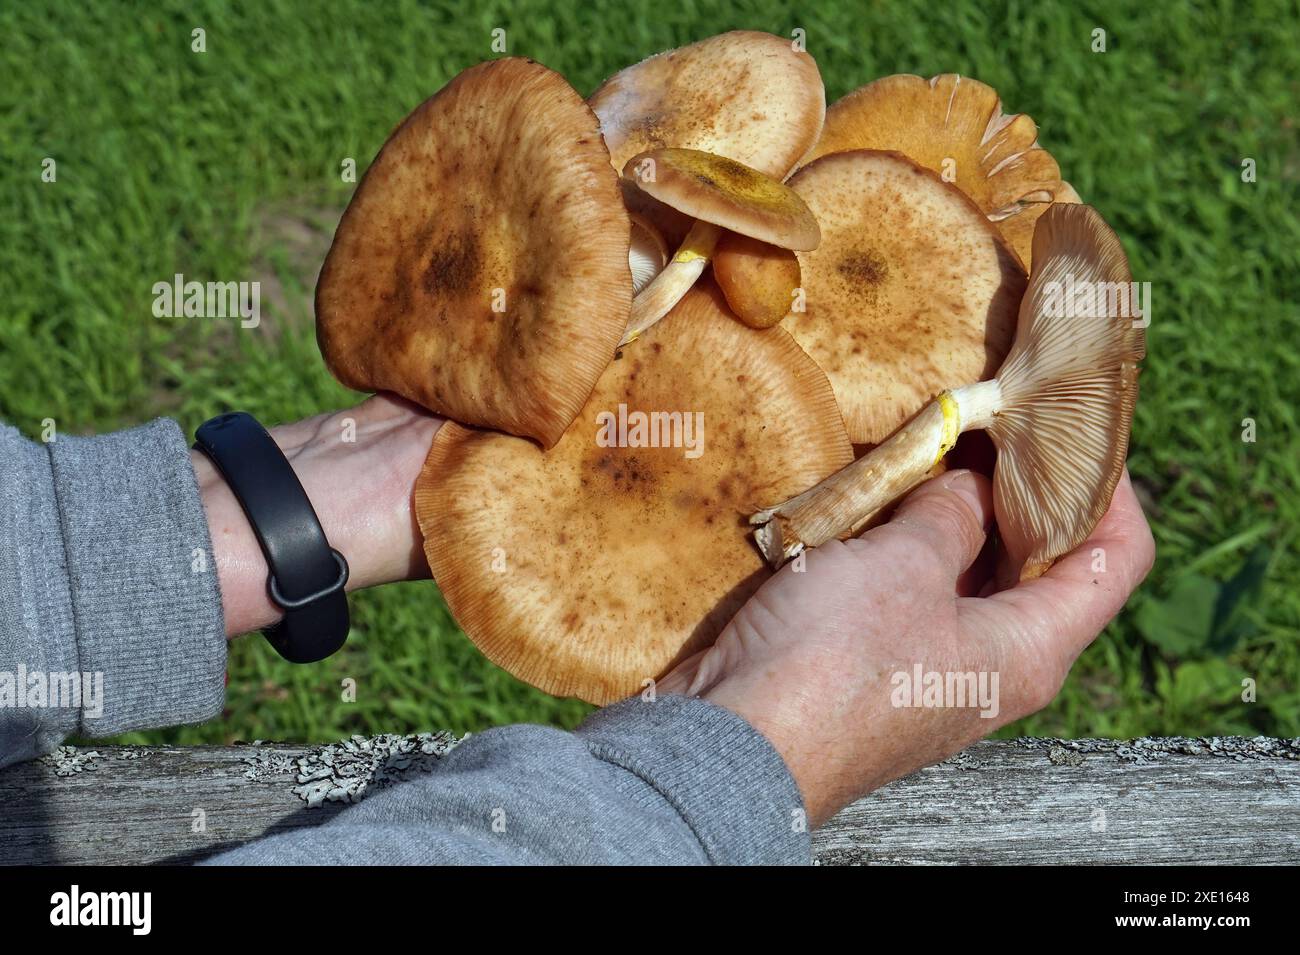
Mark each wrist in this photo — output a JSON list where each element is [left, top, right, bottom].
[[192, 396, 442, 640], [702, 673, 841, 828], [192, 424, 380, 637], [192, 445, 326, 637]]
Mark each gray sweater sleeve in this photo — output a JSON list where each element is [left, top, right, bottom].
[[0, 420, 227, 766], [0, 418, 811, 864], [206, 695, 811, 865]]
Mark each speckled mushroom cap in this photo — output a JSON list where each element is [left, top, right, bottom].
[[623, 148, 820, 250], [315, 57, 631, 449], [415, 282, 853, 704], [803, 74, 1076, 269], [589, 30, 825, 179], [780, 149, 1026, 445]]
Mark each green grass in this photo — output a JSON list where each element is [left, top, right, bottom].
[[2, 0, 1297, 743]]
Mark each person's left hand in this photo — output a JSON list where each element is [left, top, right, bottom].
[[193, 393, 443, 636], [657, 468, 1154, 827]]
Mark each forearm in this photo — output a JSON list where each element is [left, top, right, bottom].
[[204, 695, 811, 865]]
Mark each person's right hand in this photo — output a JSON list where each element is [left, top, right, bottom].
[[657, 468, 1155, 828]]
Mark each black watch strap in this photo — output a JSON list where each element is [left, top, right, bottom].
[[194, 412, 350, 663]]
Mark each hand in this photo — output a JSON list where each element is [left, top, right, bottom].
[[658, 468, 1155, 828], [193, 393, 443, 637]]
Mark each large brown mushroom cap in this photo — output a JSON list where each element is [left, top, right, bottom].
[[988, 203, 1146, 577], [416, 282, 853, 704], [780, 149, 1026, 445], [316, 58, 631, 449], [623, 148, 821, 249], [804, 74, 1075, 268], [589, 30, 825, 178]]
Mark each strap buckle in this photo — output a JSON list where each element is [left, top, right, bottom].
[[268, 549, 350, 610]]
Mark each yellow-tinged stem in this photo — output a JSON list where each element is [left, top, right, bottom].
[[620, 220, 721, 345], [750, 380, 1001, 567]]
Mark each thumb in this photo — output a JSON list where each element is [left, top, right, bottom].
[[877, 469, 994, 582]]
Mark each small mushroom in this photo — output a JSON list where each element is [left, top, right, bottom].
[[802, 74, 1077, 268], [416, 282, 853, 704], [316, 58, 631, 450], [712, 233, 802, 329], [588, 31, 825, 343], [776, 149, 1026, 445], [626, 148, 821, 250], [619, 147, 820, 341], [751, 203, 1145, 585]]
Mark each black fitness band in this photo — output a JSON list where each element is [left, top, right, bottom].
[[194, 412, 350, 663]]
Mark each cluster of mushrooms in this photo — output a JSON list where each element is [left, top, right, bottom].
[[315, 31, 1146, 704]]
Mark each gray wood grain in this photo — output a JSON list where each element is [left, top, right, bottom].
[[817, 737, 1300, 865], [1, 735, 1296, 865]]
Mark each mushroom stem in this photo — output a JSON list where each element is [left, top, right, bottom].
[[750, 379, 1002, 567], [620, 220, 721, 344]]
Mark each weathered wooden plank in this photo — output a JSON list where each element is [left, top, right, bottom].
[[1, 735, 1296, 865], [817, 738, 1300, 865]]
